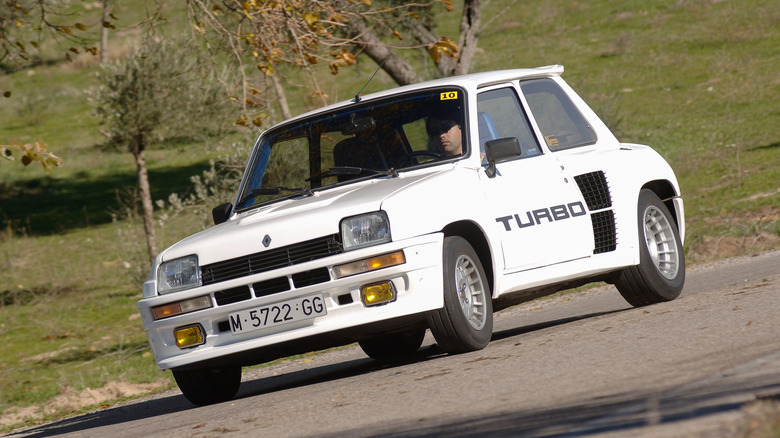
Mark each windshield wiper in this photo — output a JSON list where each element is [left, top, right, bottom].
[[237, 186, 313, 208], [257, 186, 313, 196], [322, 166, 398, 179]]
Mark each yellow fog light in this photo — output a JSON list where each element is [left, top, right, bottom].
[[174, 324, 205, 348], [333, 251, 406, 279], [361, 281, 396, 307]]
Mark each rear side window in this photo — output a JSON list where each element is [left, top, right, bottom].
[[521, 79, 597, 151]]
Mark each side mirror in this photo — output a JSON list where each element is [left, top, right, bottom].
[[484, 137, 522, 178], [212, 203, 233, 225]]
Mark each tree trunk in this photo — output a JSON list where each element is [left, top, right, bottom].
[[350, 19, 423, 86], [408, 22, 453, 77], [453, 0, 481, 76], [132, 138, 157, 263], [407, 0, 482, 77], [100, 0, 110, 64], [271, 72, 292, 120]]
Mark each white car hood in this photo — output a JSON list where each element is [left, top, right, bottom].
[[159, 168, 449, 265]]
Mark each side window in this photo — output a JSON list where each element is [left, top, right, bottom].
[[476, 87, 541, 162], [521, 78, 597, 151]]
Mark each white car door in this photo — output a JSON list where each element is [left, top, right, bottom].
[[476, 86, 594, 272]]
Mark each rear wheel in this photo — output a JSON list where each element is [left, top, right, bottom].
[[358, 329, 426, 360], [172, 365, 241, 406], [427, 236, 493, 353], [616, 189, 685, 306]]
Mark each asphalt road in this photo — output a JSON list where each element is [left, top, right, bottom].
[[8, 250, 780, 438]]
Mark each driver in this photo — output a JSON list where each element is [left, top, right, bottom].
[[426, 111, 463, 157]]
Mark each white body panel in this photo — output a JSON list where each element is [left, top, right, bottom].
[[138, 66, 684, 371]]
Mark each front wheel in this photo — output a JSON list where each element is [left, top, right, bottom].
[[427, 236, 493, 354], [616, 189, 685, 307], [172, 365, 241, 406]]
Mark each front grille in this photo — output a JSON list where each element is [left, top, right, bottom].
[[292, 268, 331, 288], [201, 234, 342, 286], [214, 286, 252, 306], [253, 277, 291, 298], [591, 210, 617, 254], [575, 171, 612, 210]]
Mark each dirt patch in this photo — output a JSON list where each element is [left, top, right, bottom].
[[0, 379, 170, 429], [687, 206, 780, 262], [20, 346, 79, 364], [738, 188, 780, 203], [723, 399, 780, 437], [688, 232, 780, 262]]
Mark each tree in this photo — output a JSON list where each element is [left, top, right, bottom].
[[93, 33, 231, 262], [1, 0, 119, 171], [347, 0, 481, 84], [0, 0, 103, 68], [185, 0, 479, 122], [100, 0, 116, 64], [406, 0, 481, 78]]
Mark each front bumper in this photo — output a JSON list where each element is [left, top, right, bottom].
[[137, 233, 444, 370]]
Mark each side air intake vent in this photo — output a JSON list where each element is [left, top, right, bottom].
[[574, 171, 617, 254], [591, 210, 617, 254], [574, 171, 612, 210]]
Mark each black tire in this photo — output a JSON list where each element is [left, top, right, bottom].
[[172, 365, 241, 406], [358, 329, 426, 360], [616, 189, 685, 307], [427, 236, 493, 353]]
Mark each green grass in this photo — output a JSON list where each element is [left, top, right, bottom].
[[1, 0, 779, 431], [467, 0, 780, 257]]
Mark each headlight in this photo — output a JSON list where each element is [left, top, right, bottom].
[[340, 212, 391, 251], [157, 255, 201, 294]]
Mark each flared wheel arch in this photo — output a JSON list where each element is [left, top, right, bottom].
[[442, 221, 495, 298]]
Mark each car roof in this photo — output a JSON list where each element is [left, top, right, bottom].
[[355, 64, 564, 101], [266, 65, 565, 131]]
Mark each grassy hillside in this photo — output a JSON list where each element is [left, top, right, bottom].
[[471, 0, 780, 257], [1, 0, 778, 430]]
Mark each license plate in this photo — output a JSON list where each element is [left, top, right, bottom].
[[228, 294, 327, 335]]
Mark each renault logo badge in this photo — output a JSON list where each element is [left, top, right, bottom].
[[262, 235, 272, 248]]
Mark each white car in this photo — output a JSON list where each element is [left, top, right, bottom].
[[137, 65, 685, 405]]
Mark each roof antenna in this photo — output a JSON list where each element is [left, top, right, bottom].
[[354, 58, 386, 103]]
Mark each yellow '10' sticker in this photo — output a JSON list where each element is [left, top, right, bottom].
[[440, 91, 458, 100]]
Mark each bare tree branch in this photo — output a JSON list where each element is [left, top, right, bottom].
[[349, 18, 423, 86]]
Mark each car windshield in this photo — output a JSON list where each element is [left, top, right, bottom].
[[236, 87, 466, 211]]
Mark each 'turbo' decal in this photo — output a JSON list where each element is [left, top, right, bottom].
[[496, 201, 587, 231]]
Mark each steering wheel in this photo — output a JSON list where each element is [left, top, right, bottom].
[[398, 150, 443, 167]]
